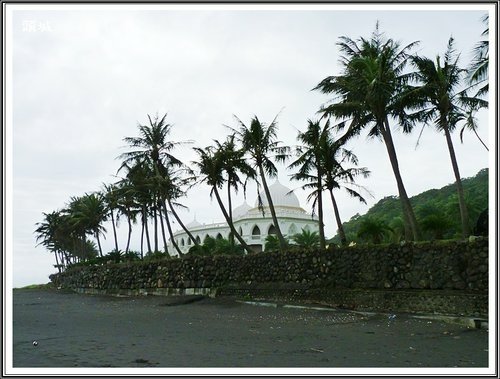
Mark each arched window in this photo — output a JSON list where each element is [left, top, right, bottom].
[[238, 227, 243, 236], [288, 223, 297, 236], [204, 234, 210, 244], [216, 233, 223, 240], [181, 238, 185, 246], [303, 225, 311, 232], [196, 235, 201, 244], [268, 224, 277, 235], [187, 238, 191, 245], [252, 225, 261, 238]]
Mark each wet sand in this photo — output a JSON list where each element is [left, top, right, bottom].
[[13, 289, 488, 369]]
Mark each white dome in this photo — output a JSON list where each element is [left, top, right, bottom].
[[254, 180, 301, 209], [232, 201, 252, 219], [186, 219, 202, 229]]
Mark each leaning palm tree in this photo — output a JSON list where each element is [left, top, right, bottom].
[[405, 37, 486, 238], [192, 145, 254, 254], [314, 24, 420, 241], [229, 114, 290, 251], [35, 211, 66, 272]]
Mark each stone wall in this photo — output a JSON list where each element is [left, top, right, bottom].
[[49, 238, 489, 316]]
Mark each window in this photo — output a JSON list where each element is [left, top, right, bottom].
[[252, 225, 261, 239], [268, 224, 277, 235]]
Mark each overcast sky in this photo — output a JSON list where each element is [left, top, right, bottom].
[[6, 4, 494, 288]]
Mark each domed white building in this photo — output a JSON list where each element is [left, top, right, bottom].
[[169, 180, 319, 254]]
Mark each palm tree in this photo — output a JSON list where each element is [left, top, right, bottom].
[[461, 14, 489, 150], [468, 14, 489, 98], [289, 119, 329, 249], [35, 211, 65, 272], [192, 145, 254, 254], [67, 193, 108, 257], [291, 229, 320, 249], [229, 114, 290, 250], [357, 217, 392, 245], [113, 178, 140, 254], [405, 37, 485, 238], [119, 113, 195, 255], [322, 137, 371, 246], [102, 183, 120, 252], [314, 24, 420, 241], [214, 134, 256, 245]]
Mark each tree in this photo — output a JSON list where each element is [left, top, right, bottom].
[[405, 37, 486, 238], [192, 145, 254, 254], [229, 114, 290, 251], [35, 211, 65, 272], [314, 24, 420, 241], [213, 134, 256, 246], [289, 119, 329, 249], [468, 14, 489, 98], [102, 183, 120, 252], [119, 113, 192, 256], [67, 193, 108, 257], [357, 217, 392, 245], [322, 137, 371, 246], [291, 229, 320, 249]]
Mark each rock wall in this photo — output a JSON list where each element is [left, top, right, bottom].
[[49, 238, 489, 315]]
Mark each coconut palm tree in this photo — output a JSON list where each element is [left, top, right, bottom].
[[192, 145, 254, 254], [405, 37, 486, 238], [67, 193, 108, 257], [289, 119, 329, 249], [322, 137, 371, 246], [214, 134, 256, 245], [291, 229, 320, 249], [35, 211, 65, 272], [314, 24, 420, 241], [357, 217, 392, 245], [119, 113, 194, 255], [468, 14, 489, 98], [229, 114, 290, 251], [102, 183, 120, 252]]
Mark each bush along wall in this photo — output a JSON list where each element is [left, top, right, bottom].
[[49, 238, 489, 316]]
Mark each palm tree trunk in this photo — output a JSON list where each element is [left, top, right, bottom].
[[316, 174, 326, 249], [153, 204, 159, 252], [213, 186, 253, 254], [381, 120, 420, 241], [95, 231, 103, 257], [140, 218, 145, 259], [125, 212, 132, 254], [329, 189, 347, 246], [444, 126, 470, 238], [227, 182, 235, 246], [158, 204, 169, 254], [166, 197, 199, 246], [142, 208, 152, 254], [473, 128, 489, 151], [110, 210, 119, 252], [258, 166, 287, 250], [53, 250, 61, 273], [162, 200, 181, 256]]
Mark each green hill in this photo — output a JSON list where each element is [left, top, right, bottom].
[[332, 168, 488, 244]]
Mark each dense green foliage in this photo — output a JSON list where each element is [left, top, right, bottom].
[[333, 168, 488, 244]]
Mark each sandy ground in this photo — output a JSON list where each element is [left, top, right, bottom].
[[12, 289, 488, 370]]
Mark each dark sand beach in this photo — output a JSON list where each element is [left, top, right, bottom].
[[13, 289, 488, 368]]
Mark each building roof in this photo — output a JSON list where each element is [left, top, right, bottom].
[[254, 180, 301, 209]]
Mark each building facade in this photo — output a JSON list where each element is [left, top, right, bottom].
[[169, 181, 319, 254]]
